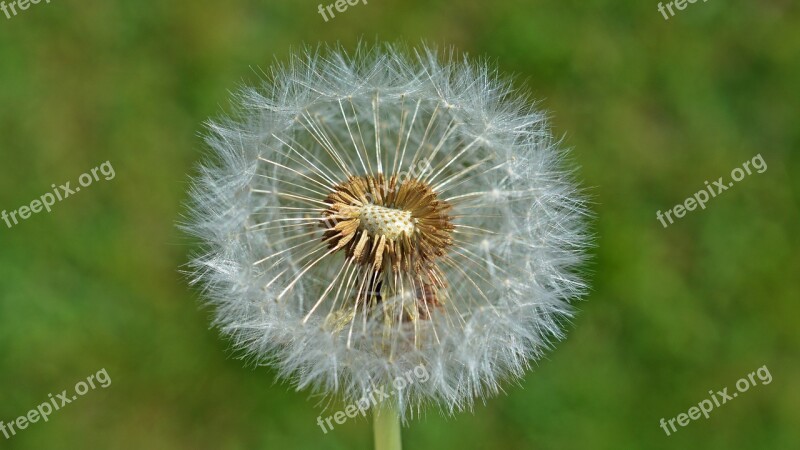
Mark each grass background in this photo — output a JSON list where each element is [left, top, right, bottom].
[[0, 0, 798, 448]]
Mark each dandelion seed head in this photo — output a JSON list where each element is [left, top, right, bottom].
[[183, 42, 591, 419]]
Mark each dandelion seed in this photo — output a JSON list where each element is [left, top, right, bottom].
[[183, 43, 590, 447]]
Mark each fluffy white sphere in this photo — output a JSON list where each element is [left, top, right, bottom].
[[184, 43, 590, 418]]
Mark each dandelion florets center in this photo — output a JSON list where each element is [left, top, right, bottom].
[[358, 204, 415, 240], [321, 173, 454, 276]]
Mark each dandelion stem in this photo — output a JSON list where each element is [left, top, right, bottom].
[[373, 402, 402, 450]]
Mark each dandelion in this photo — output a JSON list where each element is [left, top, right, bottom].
[[184, 43, 590, 449]]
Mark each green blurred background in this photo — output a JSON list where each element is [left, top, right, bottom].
[[1, 0, 798, 448]]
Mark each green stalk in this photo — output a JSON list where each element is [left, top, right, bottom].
[[373, 402, 402, 450]]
